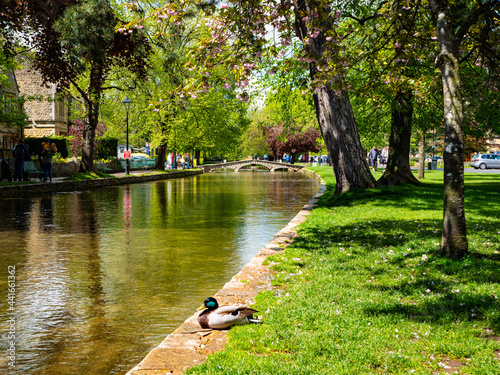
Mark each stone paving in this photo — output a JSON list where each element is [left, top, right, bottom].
[[126, 171, 325, 375]]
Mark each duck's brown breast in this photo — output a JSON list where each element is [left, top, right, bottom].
[[198, 310, 210, 329]]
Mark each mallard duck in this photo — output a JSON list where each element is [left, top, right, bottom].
[[197, 297, 261, 329]]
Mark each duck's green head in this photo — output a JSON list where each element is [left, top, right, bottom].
[[203, 297, 219, 310]]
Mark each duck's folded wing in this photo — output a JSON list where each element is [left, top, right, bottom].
[[231, 307, 258, 317], [215, 305, 257, 316]]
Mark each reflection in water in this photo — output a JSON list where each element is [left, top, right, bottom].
[[123, 186, 132, 246], [0, 172, 318, 374], [39, 198, 54, 232]]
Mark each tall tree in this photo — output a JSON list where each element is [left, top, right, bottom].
[[343, 1, 441, 186], [174, 89, 250, 159], [428, 0, 499, 257], [291, 0, 377, 193], [0, 47, 26, 133], [123, 0, 377, 193], [0, 0, 150, 171]]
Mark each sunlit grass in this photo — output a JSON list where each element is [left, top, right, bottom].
[[64, 171, 114, 180], [186, 168, 500, 374], [0, 180, 40, 186]]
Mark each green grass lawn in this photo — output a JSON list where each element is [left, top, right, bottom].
[[187, 168, 500, 375], [0, 180, 40, 186], [63, 171, 115, 180]]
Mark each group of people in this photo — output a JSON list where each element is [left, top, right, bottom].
[[165, 153, 191, 170], [9, 139, 57, 182]]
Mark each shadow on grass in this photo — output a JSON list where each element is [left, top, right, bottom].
[[363, 252, 500, 331], [301, 171, 500, 331], [294, 216, 500, 331], [364, 290, 500, 331]]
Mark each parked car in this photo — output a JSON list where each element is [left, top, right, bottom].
[[131, 153, 150, 160], [470, 154, 500, 170]]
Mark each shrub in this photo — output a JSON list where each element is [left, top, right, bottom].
[[95, 136, 118, 160]]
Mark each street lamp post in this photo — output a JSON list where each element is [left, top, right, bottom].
[[122, 96, 131, 175]]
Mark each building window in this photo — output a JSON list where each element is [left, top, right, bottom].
[[2, 94, 22, 114], [58, 101, 66, 119], [3, 94, 14, 112]]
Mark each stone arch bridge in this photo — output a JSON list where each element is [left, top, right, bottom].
[[200, 159, 304, 173]]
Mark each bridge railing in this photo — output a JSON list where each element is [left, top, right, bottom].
[[201, 159, 304, 171]]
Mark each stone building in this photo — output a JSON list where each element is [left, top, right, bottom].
[[16, 58, 70, 138], [0, 68, 22, 156], [486, 134, 500, 153]]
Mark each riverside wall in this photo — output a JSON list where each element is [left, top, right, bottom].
[[0, 170, 203, 198]]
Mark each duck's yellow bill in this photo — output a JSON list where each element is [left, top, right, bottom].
[[197, 304, 206, 311]]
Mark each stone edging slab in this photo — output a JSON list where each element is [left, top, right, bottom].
[[126, 169, 326, 375], [0, 170, 203, 198]]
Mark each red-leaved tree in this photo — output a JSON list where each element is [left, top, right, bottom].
[[266, 123, 321, 163], [68, 120, 107, 158]]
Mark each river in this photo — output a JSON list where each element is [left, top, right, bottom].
[[0, 171, 318, 374]]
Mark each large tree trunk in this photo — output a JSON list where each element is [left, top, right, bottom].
[[195, 150, 201, 166], [379, 91, 420, 186], [294, 0, 376, 194], [155, 142, 167, 170], [430, 1, 468, 258], [312, 83, 376, 193], [80, 69, 103, 173], [80, 100, 99, 172], [417, 132, 425, 180]]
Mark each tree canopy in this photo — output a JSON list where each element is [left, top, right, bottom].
[[1, 0, 499, 258]]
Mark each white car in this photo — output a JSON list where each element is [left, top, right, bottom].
[[470, 154, 500, 170]]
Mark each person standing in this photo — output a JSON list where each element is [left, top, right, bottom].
[[1, 151, 12, 182], [12, 139, 29, 182], [367, 145, 382, 173], [41, 141, 56, 182]]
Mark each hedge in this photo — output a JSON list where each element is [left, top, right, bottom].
[[24, 136, 69, 158], [95, 136, 118, 160]]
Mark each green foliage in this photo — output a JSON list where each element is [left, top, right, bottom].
[[54, 0, 114, 76], [243, 87, 321, 158], [241, 117, 270, 158], [261, 87, 318, 131], [95, 135, 118, 160], [342, 1, 442, 151], [174, 89, 250, 157], [0, 41, 17, 86], [0, 95, 27, 130], [0, 50, 27, 129], [186, 169, 500, 374]]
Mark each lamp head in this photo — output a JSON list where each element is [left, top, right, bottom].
[[122, 96, 132, 111]]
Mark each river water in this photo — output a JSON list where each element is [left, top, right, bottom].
[[0, 171, 318, 375]]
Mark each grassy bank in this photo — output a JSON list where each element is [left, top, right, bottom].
[[187, 168, 500, 374], [63, 171, 115, 180]]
